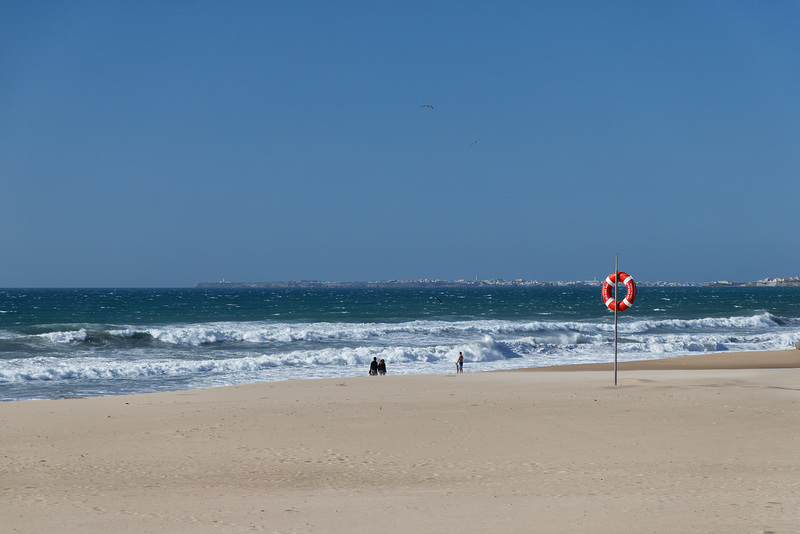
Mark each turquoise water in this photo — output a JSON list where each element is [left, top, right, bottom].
[[1, 286, 799, 401]]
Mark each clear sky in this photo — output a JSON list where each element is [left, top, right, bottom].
[[2, 1, 799, 287]]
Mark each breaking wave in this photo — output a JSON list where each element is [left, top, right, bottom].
[[17, 312, 794, 348]]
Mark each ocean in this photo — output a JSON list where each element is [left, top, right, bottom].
[[2, 286, 799, 401]]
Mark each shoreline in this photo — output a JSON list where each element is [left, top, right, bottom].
[[7, 348, 799, 404], [3, 349, 800, 533], [523, 348, 800, 371]]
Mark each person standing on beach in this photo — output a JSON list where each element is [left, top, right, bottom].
[[369, 357, 378, 376], [456, 352, 463, 373], [377, 359, 386, 375]]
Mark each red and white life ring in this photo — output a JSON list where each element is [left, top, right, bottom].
[[602, 272, 637, 312]]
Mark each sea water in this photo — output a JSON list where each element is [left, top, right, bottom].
[[1, 286, 799, 401]]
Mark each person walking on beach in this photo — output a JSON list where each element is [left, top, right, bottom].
[[456, 352, 464, 373], [369, 357, 378, 376], [377, 359, 386, 375]]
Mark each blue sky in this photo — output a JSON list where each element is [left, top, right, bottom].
[[2, 1, 799, 287]]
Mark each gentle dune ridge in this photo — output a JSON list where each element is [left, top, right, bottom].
[[2, 350, 800, 533]]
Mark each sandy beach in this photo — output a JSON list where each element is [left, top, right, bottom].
[[2, 350, 799, 533]]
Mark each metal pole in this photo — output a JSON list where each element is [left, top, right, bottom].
[[614, 253, 618, 386]]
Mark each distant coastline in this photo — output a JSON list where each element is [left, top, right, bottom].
[[705, 276, 800, 287], [196, 279, 613, 290], [196, 276, 800, 289]]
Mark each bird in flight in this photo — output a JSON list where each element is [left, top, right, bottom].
[[469, 138, 479, 146], [420, 105, 433, 109]]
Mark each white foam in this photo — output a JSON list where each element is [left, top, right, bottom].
[[38, 329, 88, 343], [4, 311, 798, 401]]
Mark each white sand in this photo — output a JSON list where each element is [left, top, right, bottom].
[[2, 351, 800, 533]]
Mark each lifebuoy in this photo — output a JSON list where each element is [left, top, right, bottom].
[[602, 272, 637, 312]]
